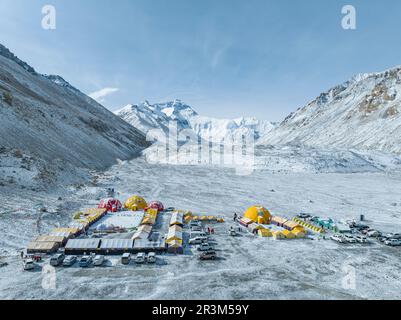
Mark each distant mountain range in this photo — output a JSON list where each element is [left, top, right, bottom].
[[116, 100, 276, 144], [117, 66, 401, 156]]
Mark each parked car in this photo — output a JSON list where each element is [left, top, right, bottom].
[[190, 220, 202, 228], [63, 255, 77, 267], [199, 250, 217, 261], [197, 243, 213, 251], [297, 213, 311, 220], [384, 239, 401, 246], [190, 231, 208, 238], [344, 235, 357, 243], [79, 255, 93, 268], [50, 253, 65, 267], [392, 233, 401, 240], [189, 236, 208, 245], [366, 230, 381, 238], [379, 236, 388, 243], [229, 229, 237, 236], [121, 253, 131, 265], [23, 259, 35, 271], [330, 234, 346, 243], [355, 235, 368, 243], [146, 252, 156, 264], [93, 255, 105, 267], [135, 253, 146, 264]]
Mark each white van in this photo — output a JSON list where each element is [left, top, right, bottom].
[[190, 231, 207, 239], [50, 253, 65, 267]]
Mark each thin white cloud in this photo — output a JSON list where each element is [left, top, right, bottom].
[[88, 87, 119, 102]]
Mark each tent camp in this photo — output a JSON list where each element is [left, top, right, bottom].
[[137, 224, 153, 233], [49, 227, 80, 239], [272, 231, 286, 240], [170, 212, 184, 227], [167, 240, 183, 254], [282, 229, 296, 239], [145, 201, 164, 212], [124, 195, 147, 211], [248, 223, 265, 234], [244, 206, 272, 224], [141, 216, 156, 225], [27, 241, 59, 254], [169, 225, 183, 233], [283, 220, 302, 231], [166, 227, 183, 244], [35, 235, 67, 246], [239, 217, 253, 227], [292, 228, 306, 238], [132, 229, 151, 241], [98, 198, 122, 213], [258, 229, 273, 237], [271, 216, 288, 227], [65, 238, 101, 254]]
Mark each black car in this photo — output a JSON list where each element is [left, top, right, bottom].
[[298, 213, 311, 220]]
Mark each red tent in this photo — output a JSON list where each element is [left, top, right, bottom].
[[98, 198, 122, 213], [145, 201, 164, 212]]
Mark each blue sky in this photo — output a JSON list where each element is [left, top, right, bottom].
[[1, 0, 401, 121]]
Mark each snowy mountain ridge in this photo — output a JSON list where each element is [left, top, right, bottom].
[[0, 43, 149, 189], [116, 100, 275, 143], [259, 65, 401, 154]]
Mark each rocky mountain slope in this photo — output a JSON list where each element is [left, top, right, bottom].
[[259, 66, 401, 154], [0, 44, 149, 188], [116, 100, 275, 143]]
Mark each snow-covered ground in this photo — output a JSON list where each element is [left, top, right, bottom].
[[1, 158, 401, 300]]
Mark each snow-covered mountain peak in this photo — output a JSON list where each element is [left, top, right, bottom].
[[259, 65, 401, 154], [116, 100, 275, 143]]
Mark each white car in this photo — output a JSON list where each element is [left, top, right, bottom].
[[146, 252, 156, 264], [197, 243, 213, 251], [50, 253, 65, 267], [135, 253, 146, 264], [63, 255, 77, 267], [355, 235, 368, 243], [189, 237, 208, 245], [330, 234, 345, 243], [93, 255, 105, 266], [384, 239, 401, 246], [344, 235, 357, 243], [23, 259, 35, 271]]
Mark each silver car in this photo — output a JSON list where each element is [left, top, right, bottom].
[[93, 255, 105, 266], [63, 255, 77, 267]]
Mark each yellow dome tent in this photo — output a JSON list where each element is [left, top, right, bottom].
[[124, 195, 147, 211], [244, 206, 272, 224]]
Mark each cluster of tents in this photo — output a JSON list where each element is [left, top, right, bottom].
[[240, 206, 308, 240], [27, 208, 108, 254], [166, 212, 184, 254]]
